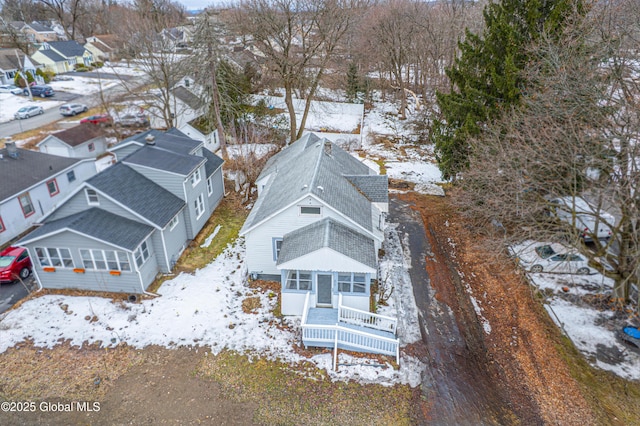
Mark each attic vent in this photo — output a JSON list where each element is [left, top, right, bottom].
[[301, 184, 308, 190], [6, 142, 18, 159], [317, 186, 324, 192], [324, 141, 331, 156], [145, 134, 156, 145]]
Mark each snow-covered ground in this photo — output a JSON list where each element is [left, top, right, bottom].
[[0, 93, 62, 124]]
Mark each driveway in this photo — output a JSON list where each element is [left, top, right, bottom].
[[390, 195, 515, 425], [0, 275, 35, 315]]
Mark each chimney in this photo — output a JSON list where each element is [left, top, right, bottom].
[[6, 141, 19, 159], [145, 134, 156, 145], [324, 140, 331, 156]]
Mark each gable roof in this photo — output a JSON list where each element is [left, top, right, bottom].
[[88, 39, 113, 54], [87, 162, 185, 227], [0, 147, 82, 203], [172, 86, 204, 110], [46, 41, 86, 57], [19, 208, 153, 251], [28, 22, 55, 33], [276, 218, 376, 269], [0, 48, 36, 71], [242, 137, 380, 235], [344, 175, 389, 203], [111, 129, 201, 156], [41, 123, 103, 147], [36, 49, 66, 62], [202, 148, 224, 177], [123, 145, 204, 176]]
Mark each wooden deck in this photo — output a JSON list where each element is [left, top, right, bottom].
[[303, 308, 398, 355]]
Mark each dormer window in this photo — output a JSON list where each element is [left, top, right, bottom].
[[86, 188, 99, 205], [190, 168, 201, 187]]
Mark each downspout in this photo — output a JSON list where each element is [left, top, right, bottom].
[[26, 247, 43, 291], [160, 227, 171, 273]]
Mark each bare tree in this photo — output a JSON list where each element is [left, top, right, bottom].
[[232, 0, 363, 144], [459, 6, 640, 308], [38, 0, 86, 40]]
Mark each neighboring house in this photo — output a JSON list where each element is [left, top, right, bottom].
[[148, 78, 206, 130], [37, 123, 108, 158], [240, 133, 388, 316], [32, 41, 93, 73], [178, 117, 219, 153], [84, 34, 125, 61], [18, 130, 225, 294], [160, 26, 194, 50], [8, 21, 58, 43], [0, 48, 41, 85], [0, 142, 97, 246]]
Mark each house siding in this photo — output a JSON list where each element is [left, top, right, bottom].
[[244, 196, 373, 276], [47, 189, 147, 225], [110, 143, 142, 162], [0, 160, 96, 246], [125, 163, 185, 200], [206, 167, 224, 212], [22, 231, 144, 293], [182, 164, 209, 239], [162, 210, 189, 269], [39, 136, 107, 159], [38, 137, 71, 157]]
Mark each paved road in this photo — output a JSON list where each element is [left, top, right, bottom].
[[0, 275, 36, 314], [0, 73, 145, 139]]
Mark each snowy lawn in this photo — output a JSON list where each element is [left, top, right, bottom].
[[0, 236, 423, 386], [0, 93, 62, 124]]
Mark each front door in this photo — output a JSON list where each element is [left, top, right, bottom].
[[317, 274, 332, 306]]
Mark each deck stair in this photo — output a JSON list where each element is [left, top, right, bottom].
[[301, 293, 400, 364]]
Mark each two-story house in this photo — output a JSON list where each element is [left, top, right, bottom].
[[18, 130, 224, 294], [0, 142, 97, 246], [32, 41, 93, 74]]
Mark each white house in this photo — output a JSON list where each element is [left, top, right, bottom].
[[240, 133, 388, 316], [37, 123, 108, 158], [177, 117, 219, 153], [148, 78, 206, 130], [0, 142, 97, 246]]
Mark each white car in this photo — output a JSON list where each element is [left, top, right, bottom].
[[0, 84, 23, 95], [515, 243, 595, 275], [59, 103, 88, 116], [14, 106, 44, 119]]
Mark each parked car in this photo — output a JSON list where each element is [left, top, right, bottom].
[[0, 84, 23, 94], [0, 247, 32, 284], [59, 103, 88, 116], [548, 196, 614, 242], [51, 75, 74, 81], [80, 114, 113, 126], [515, 243, 594, 275], [14, 105, 44, 119], [115, 113, 149, 127], [25, 85, 54, 97]]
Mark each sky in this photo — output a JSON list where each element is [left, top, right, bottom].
[[178, 0, 233, 11]]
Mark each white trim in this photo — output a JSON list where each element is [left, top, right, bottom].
[[160, 229, 171, 271], [34, 246, 75, 268], [85, 188, 100, 205], [194, 193, 205, 219], [19, 227, 152, 253], [123, 160, 190, 178]]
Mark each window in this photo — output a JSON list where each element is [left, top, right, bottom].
[[35, 247, 74, 268], [168, 215, 179, 231], [134, 240, 150, 268], [86, 188, 99, 205], [18, 193, 35, 217], [80, 249, 131, 271], [207, 177, 213, 196], [338, 273, 367, 294], [190, 168, 201, 187], [88, 142, 95, 152], [194, 193, 205, 219], [300, 206, 321, 215], [0, 216, 5, 233], [285, 270, 312, 291], [67, 170, 76, 183], [46, 179, 59, 196], [272, 238, 283, 261]]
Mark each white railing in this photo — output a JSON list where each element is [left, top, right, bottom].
[[337, 294, 397, 334], [301, 291, 311, 325], [301, 323, 399, 364]]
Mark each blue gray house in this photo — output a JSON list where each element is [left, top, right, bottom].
[[19, 130, 224, 294]]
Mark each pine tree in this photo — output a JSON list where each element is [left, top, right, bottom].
[[432, 0, 585, 180], [346, 62, 360, 103]]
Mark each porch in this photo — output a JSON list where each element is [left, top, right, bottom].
[[301, 293, 400, 366]]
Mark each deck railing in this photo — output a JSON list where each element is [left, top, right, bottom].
[[337, 294, 398, 334]]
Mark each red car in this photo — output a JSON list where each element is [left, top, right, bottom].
[[80, 114, 113, 126], [0, 247, 32, 284]]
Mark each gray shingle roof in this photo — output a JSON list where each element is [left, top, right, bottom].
[[0, 147, 81, 203], [47, 41, 86, 58], [112, 129, 201, 156], [276, 218, 376, 269], [242, 137, 379, 234], [28, 22, 54, 32], [87, 162, 185, 227], [172, 86, 204, 110], [202, 148, 223, 177], [344, 175, 389, 203], [19, 208, 153, 251], [37, 49, 66, 62], [123, 145, 204, 176], [0, 48, 33, 70]]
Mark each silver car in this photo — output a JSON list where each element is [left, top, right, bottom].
[[59, 103, 88, 116], [15, 106, 44, 119], [0, 84, 23, 95]]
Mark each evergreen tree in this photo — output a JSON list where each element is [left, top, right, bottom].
[[432, 0, 585, 180], [346, 62, 361, 103]]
